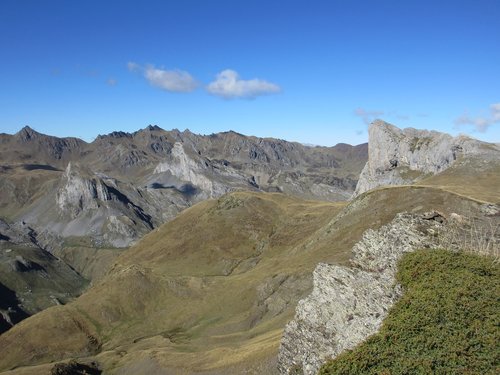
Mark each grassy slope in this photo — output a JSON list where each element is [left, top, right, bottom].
[[1, 148, 498, 375], [418, 156, 500, 204], [0, 193, 345, 374], [0, 185, 493, 375], [0, 167, 61, 221], [320, 249, 500, 375]]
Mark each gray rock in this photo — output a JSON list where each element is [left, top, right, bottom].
[[56, 163, 111, 218], [277, 212, 445, 375], [354, 120, 499, 196]]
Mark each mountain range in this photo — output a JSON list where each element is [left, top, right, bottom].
[[0, 121, 498, 375]]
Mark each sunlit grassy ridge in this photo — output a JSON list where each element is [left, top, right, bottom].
[[319, 249, 500, 375]]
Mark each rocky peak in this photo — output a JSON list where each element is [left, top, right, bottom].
[[15, 126, 42, 142], [353, 120, 496, 196], [132, 125, 165, 138], [153, 142, 220, 196], [56, 163, 111, 218], [96, 131, 132, 140], [145, 124, 162, 131]]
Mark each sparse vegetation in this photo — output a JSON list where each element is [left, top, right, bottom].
[[438, 216, 499, 261], [1, 186, 497, 374], [409, 136, 432, 152], [319, 249, 500, 375], [397, 166, 425, 181]]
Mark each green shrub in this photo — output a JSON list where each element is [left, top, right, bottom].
[[319, 249, 499, 375]]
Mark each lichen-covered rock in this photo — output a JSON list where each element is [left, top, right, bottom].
[[277, 212, 445, 375]]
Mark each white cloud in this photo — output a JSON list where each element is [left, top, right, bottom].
[[143, 65, 197, 93], [492, 103, 500, 121], [127, 62, 140, 72], [107, 78, 117, 86], [454, 103, 500, 133], [354, 108, 384, 125], [128, 62, 197, 93], [206, 69, 281, 99]]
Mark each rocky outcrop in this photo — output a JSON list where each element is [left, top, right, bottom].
[[153, 142, 241, 198], [354, 120, 497, 196], [278, 212, 446, 375], [49, 163, 158, 247], [56, 163, 112, 218], [50, 360, 101, 375]]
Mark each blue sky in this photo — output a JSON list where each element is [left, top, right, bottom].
[[1, 0, 499, 145]]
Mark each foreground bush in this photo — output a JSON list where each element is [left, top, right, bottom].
[[319, 249, 499, 375]]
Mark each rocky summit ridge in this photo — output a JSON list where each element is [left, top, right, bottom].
[[354, 120, 500, 196], [0, 125, 366, 336], [0, 121, 499, 374], [1, 125, 367, 251]]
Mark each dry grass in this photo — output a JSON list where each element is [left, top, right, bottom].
[[0, 167, 61, 220], [438, 216, 500, 262], [0, 186, 496, 374], [418, 156, 500, 204]]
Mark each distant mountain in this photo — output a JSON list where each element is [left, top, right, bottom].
[[0, 125, 367, 335], [0, 125, 367, 251], [0, 122, 497, 374]]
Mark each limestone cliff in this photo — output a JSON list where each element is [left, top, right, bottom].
[[354, 120, 497, 196], [30, 163, 157, 248], [153, 142, 245, 198], [56, 162, 112, 218]]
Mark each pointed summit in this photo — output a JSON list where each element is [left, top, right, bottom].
[[145, 124, 162, 131], [15, 126, 41, 142]]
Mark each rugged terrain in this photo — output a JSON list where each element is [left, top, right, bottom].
[[0, 125, 366, 331], [278, 208, 499, 374], [0, 125, 366, 257], [0, 121, 498, 374], [354, 120, 499, 197], [1, 175, 498, 374], [0, 219, 86, 334]]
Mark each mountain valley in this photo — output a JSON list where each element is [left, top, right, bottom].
[[0, 121, 498, 375]]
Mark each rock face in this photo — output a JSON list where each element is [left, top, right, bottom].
[[56, 163, 112, 218], [1, 125, 367, 250], [278, 212, 446, 375], [153, 142, 243, 198], [354, 120, 497, 196]]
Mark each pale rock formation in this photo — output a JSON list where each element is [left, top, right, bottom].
[[56, 163, 111, 218], [354, 120, 494, 196], [154, 142, 236, 198]]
